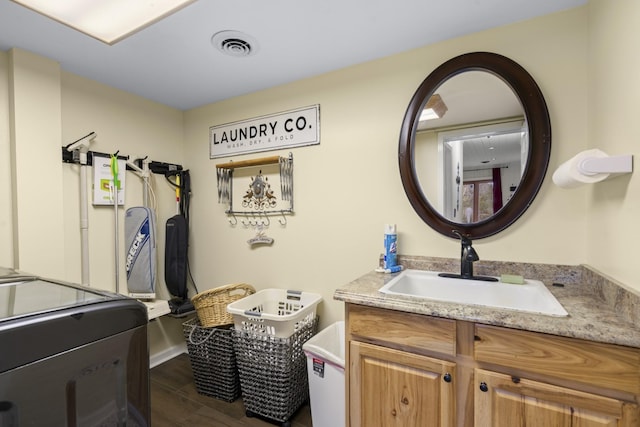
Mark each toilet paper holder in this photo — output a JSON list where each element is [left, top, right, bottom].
[[552, 149, 633, 189], [578, 154, 633, 175]]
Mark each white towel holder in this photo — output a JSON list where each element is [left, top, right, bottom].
[[579, 154, 633, 175], [553, 149, 633, 188]]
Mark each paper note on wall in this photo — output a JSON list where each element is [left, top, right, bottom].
[[92, 154, 126, 205]]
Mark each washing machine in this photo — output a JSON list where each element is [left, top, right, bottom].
[[0, 268, 150, 426]]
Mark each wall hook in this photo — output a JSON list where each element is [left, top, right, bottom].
[[278, 210, 287, 226], [260, 212, 271, 227], [228, 212, 238, 226]]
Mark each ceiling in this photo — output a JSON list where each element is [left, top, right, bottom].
[[423, 70, 525, 170], [0, 0, 586, 111]]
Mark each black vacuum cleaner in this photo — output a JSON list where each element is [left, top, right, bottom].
[[164, 170, 197, 315]]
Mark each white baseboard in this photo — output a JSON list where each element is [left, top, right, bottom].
[[150, 342, 187, 368]]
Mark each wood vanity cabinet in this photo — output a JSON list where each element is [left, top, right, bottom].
[[345, 303, 640, 427], [475, 369, 638, 426], [350, 341, 455, 426], [347, 304, 460, 427]]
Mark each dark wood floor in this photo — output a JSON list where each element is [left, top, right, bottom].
[[150, 353, 313, 427]]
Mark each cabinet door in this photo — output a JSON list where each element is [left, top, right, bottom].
[[350, 341, 455, 427], [475, 369, 639, 427]]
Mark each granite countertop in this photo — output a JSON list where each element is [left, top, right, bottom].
[[333, 255, 640, 349]]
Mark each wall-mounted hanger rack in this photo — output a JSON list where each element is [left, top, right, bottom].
[[62, 132, 183, 172], [216, 153, 294, 225], [63, 148, 183, 174], [215, 155, 281, 170], [62, 147, 128, 165]]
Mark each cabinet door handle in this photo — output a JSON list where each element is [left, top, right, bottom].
[[479, 382, 489, 392], [443, 373, 452, 383]]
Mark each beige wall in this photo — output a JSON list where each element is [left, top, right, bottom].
[[183, 7, 591, 329], [0, 50, 188, 359], [0, 52, 11, 266], [60, 72, 185, 291], [1, 2, 637, 359], [59, 72, 188, 358], [9, 50, 66, 277], [587, 0, 639, 289]]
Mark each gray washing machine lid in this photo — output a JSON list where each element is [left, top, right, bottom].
[[0, 267, 36, 284], [0, 278, 109, 321], [0, 266, 19, 277], [0, 276, 147, 373]]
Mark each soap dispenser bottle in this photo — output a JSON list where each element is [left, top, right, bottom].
[[383, 224, 397, 269]]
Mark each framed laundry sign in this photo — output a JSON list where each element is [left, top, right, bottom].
[[209, 104, 320, 159]]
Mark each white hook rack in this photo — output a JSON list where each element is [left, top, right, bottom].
[[216, 153, 294, 222]]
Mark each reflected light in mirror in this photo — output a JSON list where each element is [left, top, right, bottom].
[[419, 94, 448, 121]]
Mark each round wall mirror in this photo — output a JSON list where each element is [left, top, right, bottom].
[[399, 52, 551, 239]]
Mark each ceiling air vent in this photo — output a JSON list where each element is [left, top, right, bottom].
[[211, 30, 259, 57]]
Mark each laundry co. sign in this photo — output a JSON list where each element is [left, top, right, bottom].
[[209, 104, 320, 159]]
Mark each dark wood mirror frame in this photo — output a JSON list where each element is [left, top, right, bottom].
[[399, 52, 551, 239]]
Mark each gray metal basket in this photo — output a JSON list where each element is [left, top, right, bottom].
[[182, 318, 240, 402], [232, 317, 318, 424]]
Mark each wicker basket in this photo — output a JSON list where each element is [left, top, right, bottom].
[[182, 318, 240, 402], [192, 283, 255, 328], [233, 317, 318, 423]]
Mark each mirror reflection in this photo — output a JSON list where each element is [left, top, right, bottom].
[[414, 71, 527, 224], [398, 52, 551, 239]]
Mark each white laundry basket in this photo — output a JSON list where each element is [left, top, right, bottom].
[[227, 288, 321, 338], [302, 321, 345, 427]]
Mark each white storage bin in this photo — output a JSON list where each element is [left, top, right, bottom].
[[226, 288, 321, 338], [303, 321, 345, 427]]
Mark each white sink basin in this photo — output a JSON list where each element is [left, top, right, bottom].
[[379, 269, 568, 317]]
